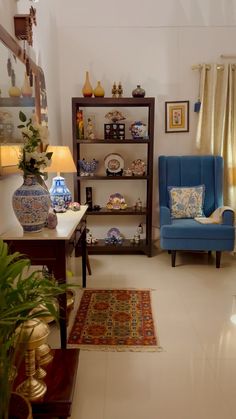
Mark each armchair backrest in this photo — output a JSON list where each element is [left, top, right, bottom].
[[158, 155, 223, 217]]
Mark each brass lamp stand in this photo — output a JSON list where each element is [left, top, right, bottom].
[[16, 319, 49, 401]]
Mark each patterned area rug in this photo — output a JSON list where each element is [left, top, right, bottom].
[[68, 289, 160, 351]]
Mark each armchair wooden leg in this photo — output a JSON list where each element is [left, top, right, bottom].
[[216, 251, 221, 268], [171, 250, 176, 267], [168, 250, 171, 254]]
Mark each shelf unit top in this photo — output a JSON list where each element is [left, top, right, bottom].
[[72, 97, 155, 107]]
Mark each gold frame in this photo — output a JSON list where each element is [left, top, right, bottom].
[[165, 101, 189, 133]]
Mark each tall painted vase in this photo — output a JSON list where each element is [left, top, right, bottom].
[[12, 175, 51, 233]]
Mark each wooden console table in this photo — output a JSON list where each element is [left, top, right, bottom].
[[1, 206, 88, 348], [13, 349, 79, 419]]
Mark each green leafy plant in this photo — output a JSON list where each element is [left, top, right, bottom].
[[17, 111, 53, 182], [0, 239, 69, 419]]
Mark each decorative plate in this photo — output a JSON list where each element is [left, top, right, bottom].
[[106, 192, 127, 210], [131, 159, 146, 176], [107, 227, 121, 238], [104, 153, 124, 175]]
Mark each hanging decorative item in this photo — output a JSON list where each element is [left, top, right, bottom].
[[21, 72, 33, 97], [14, 6, 37, 47], [8, 68, 21, 97]]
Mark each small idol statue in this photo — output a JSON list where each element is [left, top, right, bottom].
[[86, 117, 95, 140]]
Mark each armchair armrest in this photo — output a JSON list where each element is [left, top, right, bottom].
[[160, 206, 171, 226], [222, 209, 235, 225]]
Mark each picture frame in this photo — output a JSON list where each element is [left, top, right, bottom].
[[165, 101, 189, 133]]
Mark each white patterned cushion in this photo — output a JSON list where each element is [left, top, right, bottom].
[[168, 185, 205, 219]]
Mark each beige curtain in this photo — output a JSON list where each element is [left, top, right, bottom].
[[196, 63, 236, 207]]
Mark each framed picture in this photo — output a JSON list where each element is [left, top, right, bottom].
[[165, 101, 189, 133]]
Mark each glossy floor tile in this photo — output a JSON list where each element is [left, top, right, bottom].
[[49, 250, 236, 419]]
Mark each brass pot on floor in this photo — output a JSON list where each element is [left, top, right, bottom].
[[9, 392, 32, 419]]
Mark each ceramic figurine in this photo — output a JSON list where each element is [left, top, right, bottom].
[[76, 110, 84, 139], [69, 202, 80, 211], [46, 211, 58, 229], [86, 229, 98, 245], [112, 82, 117, 98], [53, 198, 67, 213], [137, 223, 143, 234], [117, 82, 123, 98], [78, 158, 99, 176], [86, 117, 95, 140]]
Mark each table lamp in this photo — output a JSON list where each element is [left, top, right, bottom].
[[46, 146, 77, 210], [0, 144, 21, 175]]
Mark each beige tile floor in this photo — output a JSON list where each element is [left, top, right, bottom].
[[49, 248, 236, 419]]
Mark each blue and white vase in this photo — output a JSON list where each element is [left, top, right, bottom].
[[12, 175, 51, 233]]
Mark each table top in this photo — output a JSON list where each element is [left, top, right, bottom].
[[0, 205, 88, 241]]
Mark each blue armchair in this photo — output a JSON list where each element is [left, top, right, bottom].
[[158, 155, 235, 268]]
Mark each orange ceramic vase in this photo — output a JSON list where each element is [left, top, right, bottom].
[[82, 71, 93, 97]]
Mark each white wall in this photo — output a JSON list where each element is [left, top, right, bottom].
[[1, 0, 236, 235], [47, 0, 236, 237]]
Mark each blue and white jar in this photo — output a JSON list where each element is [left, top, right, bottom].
[[12, 175, 51, 233], [130, 121, 148, 139]]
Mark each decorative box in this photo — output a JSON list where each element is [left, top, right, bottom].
[[104, 123, 125, 140]]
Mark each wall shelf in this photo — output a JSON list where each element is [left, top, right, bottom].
[[0, 97, 35, 107]]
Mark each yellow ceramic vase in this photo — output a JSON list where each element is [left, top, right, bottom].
[[82, 71, 93, 97], [94, 81, 105, 97]]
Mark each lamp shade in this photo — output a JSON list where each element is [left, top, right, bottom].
[[45, 146, 76, 174], [0, 145, 21, 167]]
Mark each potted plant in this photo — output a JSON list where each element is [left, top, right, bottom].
[[0, 239, 69, 419]]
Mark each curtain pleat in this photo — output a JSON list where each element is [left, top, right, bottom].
[[196, 63, 236, 207]]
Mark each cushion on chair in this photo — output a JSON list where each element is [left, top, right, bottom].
[[161, 219, 234, 240], [168, 185, 205, 219]]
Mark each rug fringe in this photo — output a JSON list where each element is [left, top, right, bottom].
[[67, 343, 164, 352]]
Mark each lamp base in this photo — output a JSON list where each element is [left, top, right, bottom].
[[49, 176, 72, 210]]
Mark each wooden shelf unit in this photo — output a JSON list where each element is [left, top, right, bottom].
[[72, 97, 155, 257]]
